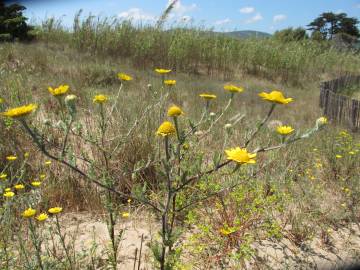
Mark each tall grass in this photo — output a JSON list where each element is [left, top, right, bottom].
[[35, 13, 360, 85]]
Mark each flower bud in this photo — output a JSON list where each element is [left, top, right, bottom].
[[65, 94, 77, 116], [316, 116, 327, 129]]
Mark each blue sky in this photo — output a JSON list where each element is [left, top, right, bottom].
[[10, 0, 360, 33]]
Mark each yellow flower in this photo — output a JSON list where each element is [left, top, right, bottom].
[[14, 184, 25, 190], [31, 181, 41, 187], [40, 174, 46, 180], [122, 212, 130, 218], [48, 207, 63, 214], [225, 147, 256, 164], [6, 155, 17, 161], [156, 121, 176, 137], [117, 73, 133, 81], [219, 227, 237, 236], [224, 84, 244, 93], [5, 188, 11, 192], [276, 125, 294, 135], [1, 104, 38, 118], [258, 91, 293, 104], [316, 117, 328, 127], [349, 151, 355, 155], [199, 93, 217, 100], [3, 191, 15, 198], [164, 80, 176, 86], [24, 152, 29, 158], [22, 208, 36, 218], [0, 173, 7, 179], [45, 160, 52, 165], [167, 105, 184, 117], [93, 94, 108, 104], [48, 85, 69, 96], [36, 213, 48, 222], [336, 154, 342, 159], [155, 68, 171, 74]]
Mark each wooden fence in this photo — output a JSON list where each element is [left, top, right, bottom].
[[319, 76, 360, 131]]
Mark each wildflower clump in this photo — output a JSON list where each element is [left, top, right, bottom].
[[48, 207, 63, 214], [276, 125, 294, 135], [224, 84, 244, 93], [3, 191, 15, 198], [22, 208, 36, 218], [199, 93, 217, 100], [6, 155, 17, 161], [225, 147, 256, 164], [14, 184, 25, 190], [155, 68, 171, 74], [258, 90, 293, 104], [93, 94, 108, 104], [156, 121, 176, 137], [164, 80, 176, 86], [36, 213, 48, 222], [167, 105, 184, 117], [117, 72, 133, 81], [48, 85, 69, 96], [1, 104, 38, 118]]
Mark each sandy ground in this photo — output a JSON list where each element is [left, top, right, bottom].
[[55, 212, 360, 269]]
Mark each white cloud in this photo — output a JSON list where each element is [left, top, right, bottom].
[[214, 18, 231, 26], [118, 8, 155, 21], [239, 7, 255, 14], [273, 14, 287, 23], [245, 13, 263, 24]]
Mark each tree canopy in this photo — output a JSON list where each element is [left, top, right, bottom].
[[307, 12, 359, 40], [0, 1, 33, 41]]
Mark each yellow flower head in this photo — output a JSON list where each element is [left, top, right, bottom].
[[22, 208, 36, 218], [167, 105, 184, 117], [3, 191, 15, 198], [258, 91, 293, 104], [117, 73, 133, 81], [40, 174, 46, 180], [31, 181, 41, 187], [219, 227, 237, 236], [36, 213, 48, 222], [0, 173, 7, 180], [93, 94, 108, 104], [155, 68, 171, 74], [276, 125, 294, 135], [335, 154, 342, 159], [156, 121, 176, 137], [5, 188, 10, 192], [48, 207, 63, 214], [224, 84, 244, 93], [1, 104, 38, 118], [349, 151, 355, 155], [122, 212, 130, 218], [225, 147, 256, 164], [45, 160, 52, 165], [199, 93, 217, 100], [14, 184, 25, 190], [164, 80, 176, 86], [318, 117, 328, 124], [6, 155, 17, 161], [24, 152, 29, 158], [48, 85, 69, 96]]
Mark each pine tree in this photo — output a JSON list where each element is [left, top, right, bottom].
[[0, 0, 33, 41]]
